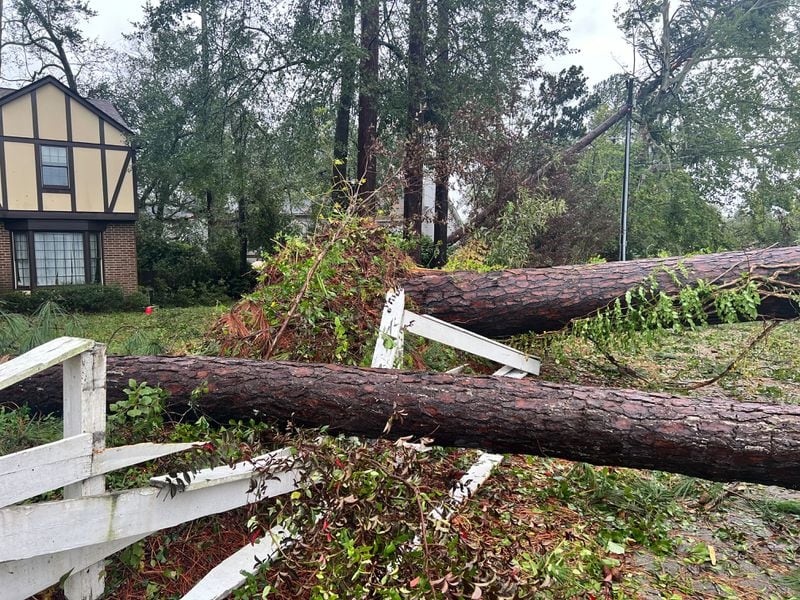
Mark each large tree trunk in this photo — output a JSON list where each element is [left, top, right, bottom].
[[402, 0, 427, 263], [4, 356, 800, 490], [331, 0, 357, 207], [402, 246, 800, 337], [431, 0, 450, 268], [356, 0, 379, 211]]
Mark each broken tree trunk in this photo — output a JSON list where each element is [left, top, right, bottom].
[[4, 355, 800, 490], [402, 246, 800, 337]]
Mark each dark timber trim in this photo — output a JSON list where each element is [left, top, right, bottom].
[[131, 149, 139, 214], [100, 119, 109, 211], [0, 210, 135, 221], [65, 95, 77, 211], [108, 151, 132, 213], [0, 135, 129, 152], [31, 91, 43, 211], [0, 76, 133, 134], [0, 109, 6, 210], [3, 219, 108, 232], [68, 146, 77, 211]]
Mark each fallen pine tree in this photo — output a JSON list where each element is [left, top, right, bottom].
[[403, 245, 800, 337], [4, 355, 800, 490]]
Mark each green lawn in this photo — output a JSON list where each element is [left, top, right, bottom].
[[76, 304, 224, 355]]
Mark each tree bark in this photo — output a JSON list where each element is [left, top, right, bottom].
[[402, 246, 800, 337], [331, 0, 357, 207], [4, 356, 800, 490], [356, 0, 379, 211], [431, 0, 450, 268], [402, 0, 427, 262]]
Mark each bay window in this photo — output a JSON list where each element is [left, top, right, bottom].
[[12, 230, 102, 289]]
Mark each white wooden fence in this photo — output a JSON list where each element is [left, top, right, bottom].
[[371, 288, 540, 378], [371, 287, 539, 546], [0, 337, 302, 600], [0, 296, 538, 599]]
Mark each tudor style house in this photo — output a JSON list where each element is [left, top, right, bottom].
[[0, 76, 137, 293]]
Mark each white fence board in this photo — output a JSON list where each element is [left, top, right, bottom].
[[93, 442, 199, 474], [182, 525, 296, 600], [0, 438, 198, 509], [492, 365, 528, 379], [446, 452, 504, 507], [150, 448, 294, 491], [0, 337, 93, 391], [62, 344, 107, 600], [402, 311, 540, 375], [0, 456, 301, 562], [0, 533, 150, 600], [371, 289, 405, 369], [0, 433, 92, 509]]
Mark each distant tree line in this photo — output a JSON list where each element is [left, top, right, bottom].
[[1, 0, 797, 300]]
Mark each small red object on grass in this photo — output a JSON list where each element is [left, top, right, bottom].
[[144, 306, 153, 315]]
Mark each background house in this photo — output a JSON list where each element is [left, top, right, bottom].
[[0, 77, 137, 293]]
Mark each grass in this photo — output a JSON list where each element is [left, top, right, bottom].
[[78, 304, 225, 355], [0, 304, 224, 357]]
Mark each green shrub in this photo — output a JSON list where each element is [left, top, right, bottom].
[[0, 285, 149, 314], [137, 225, 238, 307]]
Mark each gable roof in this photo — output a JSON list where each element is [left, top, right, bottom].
[[0, 75, 132, 133]]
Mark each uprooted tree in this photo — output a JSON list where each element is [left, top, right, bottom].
[[403, 245, 800, 337], [3, 355, 800, 490]]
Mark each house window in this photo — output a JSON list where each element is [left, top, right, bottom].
[[12, 231, 102, 288], [40, 145, 69, 188], [13, 233, 31, 288]]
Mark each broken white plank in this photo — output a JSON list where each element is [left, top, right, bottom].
[[0, 453, 301, 562], [0, 337, 94, 391], [403, 310, 540, 375], [182, 525, 297, 600], [492, 365, 528, 379], [0, 433, 93, 508], [388, 451, 504, 575], [446, 452, 504, 506], [0, 533, 150, 600], [430, 451, 504, 524], [150, 447, 294, 491], [92, 442, 199, 475], [371, 289, 405, 369], [445, 364, 468, 375]]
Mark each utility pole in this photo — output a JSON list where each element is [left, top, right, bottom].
[[619, 78, 634, 261]]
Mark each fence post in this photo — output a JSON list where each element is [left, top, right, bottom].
[[62, 343, 107, 600]]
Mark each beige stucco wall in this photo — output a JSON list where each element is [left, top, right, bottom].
[[115, 167, 135, 213], [70, 98, 100, 144], [0, 83, 134, 215], [104, 122, 128, 146], [104, 149, 135, 213], [42, 192, 71, 211], [2, 95, 34, 138], [36, 85, 68, 141], [5, 142, 37, 210], [73, 147, 104, 212]]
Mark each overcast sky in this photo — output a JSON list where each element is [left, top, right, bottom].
[[85, 0, 631, 85]]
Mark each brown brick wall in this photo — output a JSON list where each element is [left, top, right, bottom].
[[0, 224, 12, 292], [103, 222, 138, 293]]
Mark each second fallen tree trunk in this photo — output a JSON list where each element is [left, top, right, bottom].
[[4, 355, 800, 490], [403, 245, 800, 337]]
